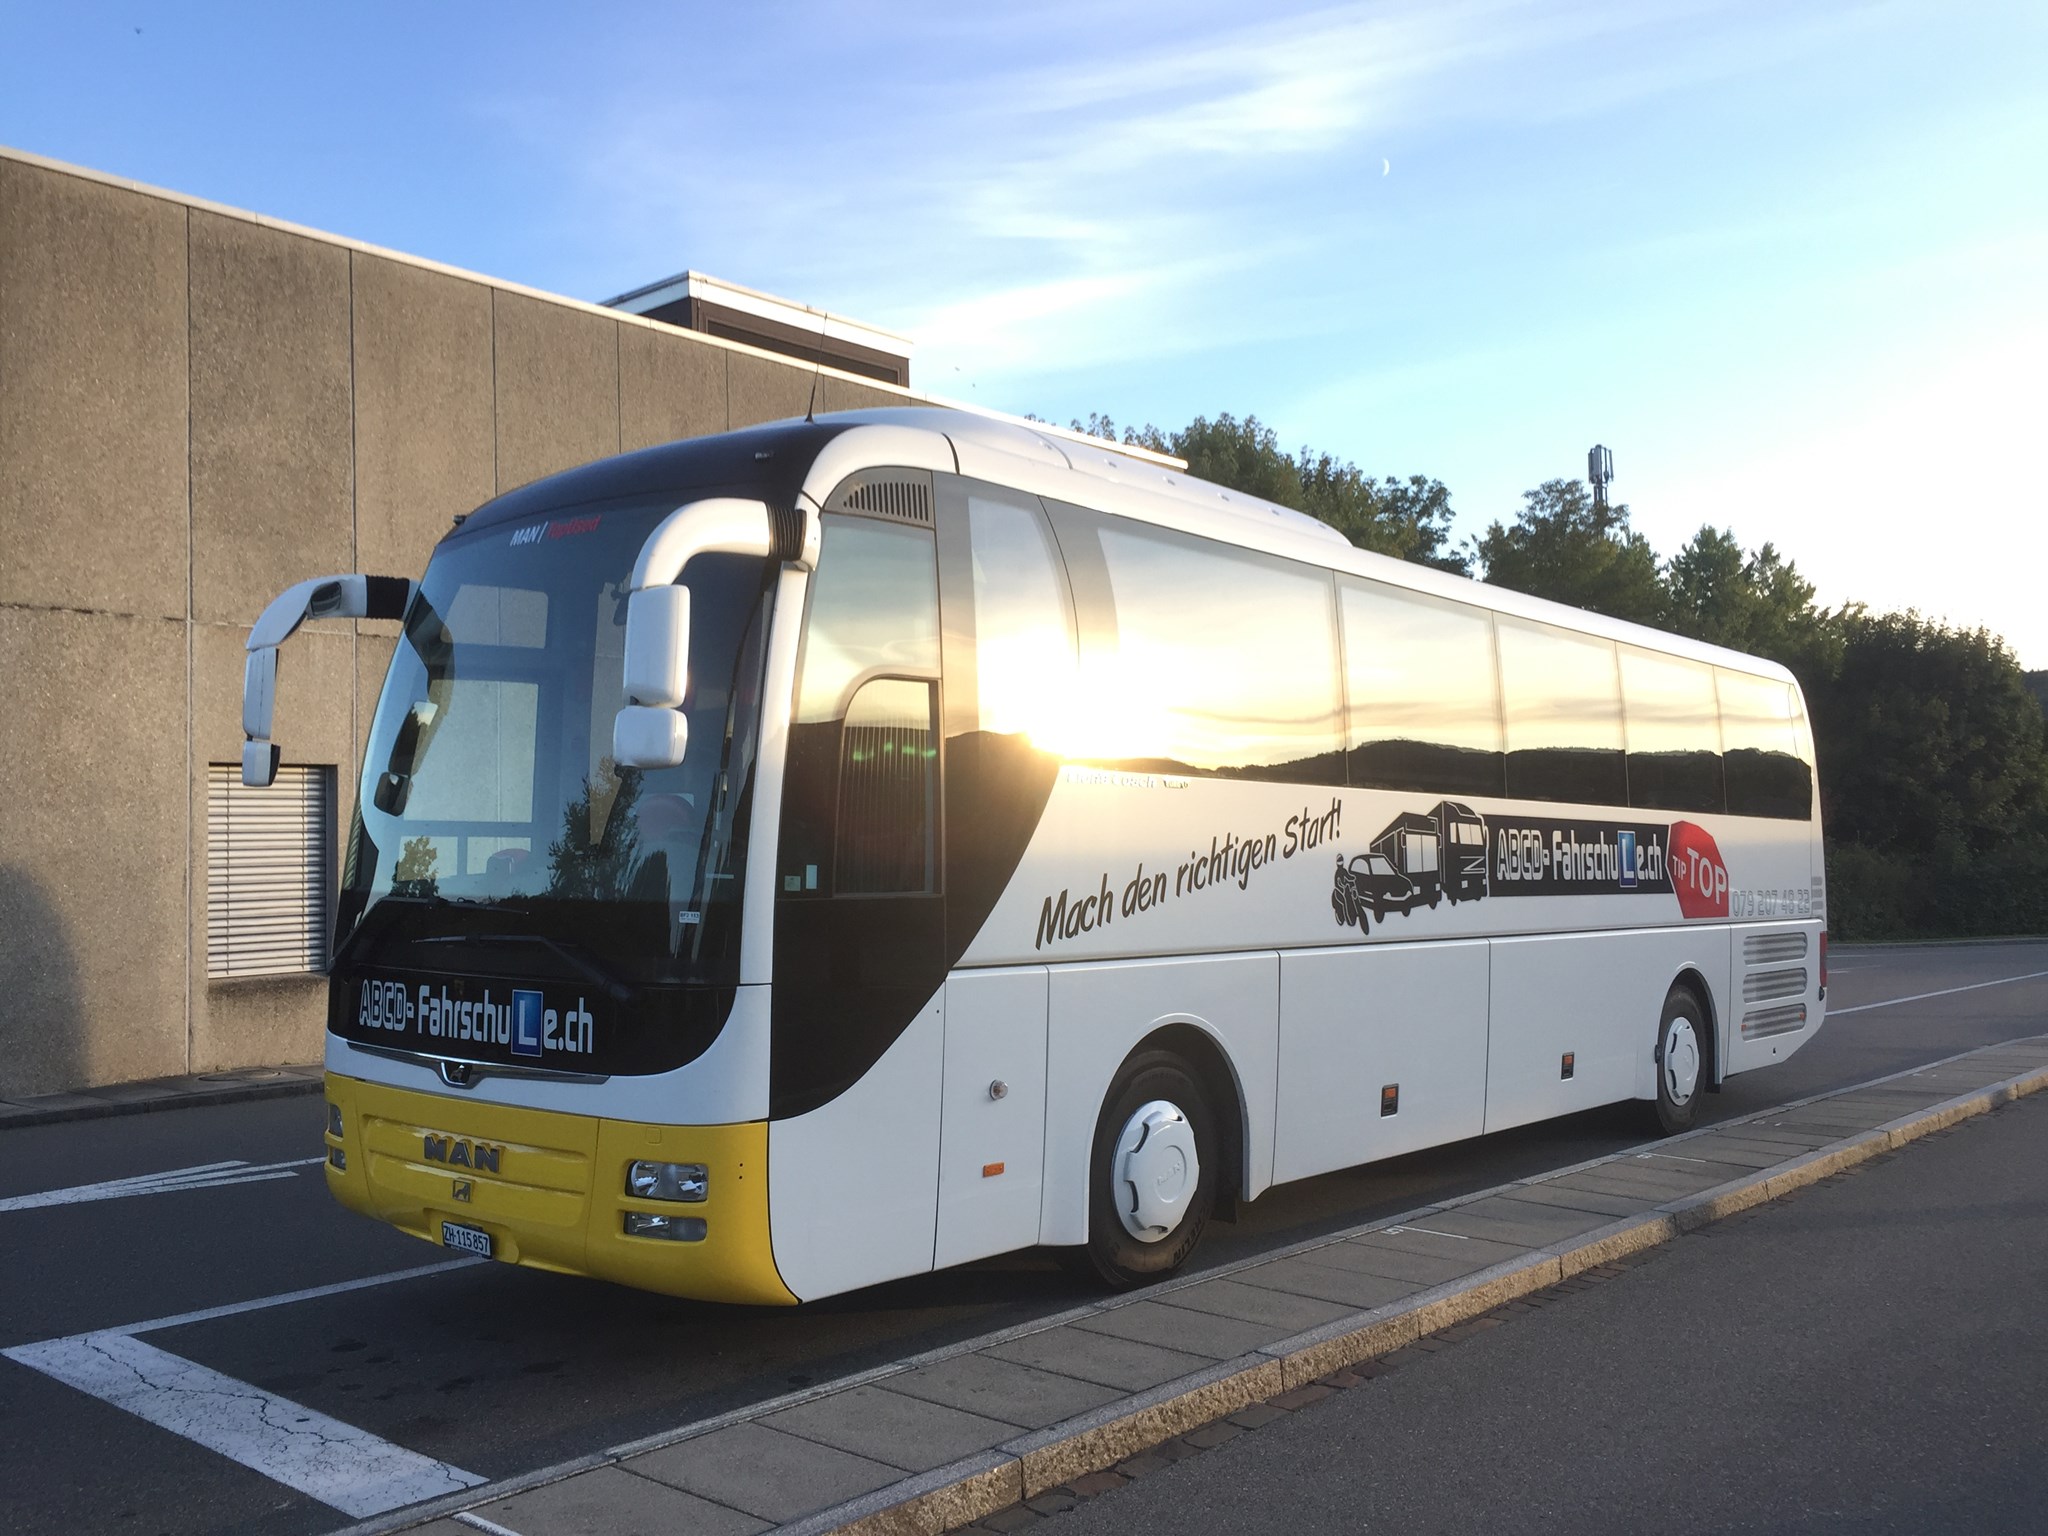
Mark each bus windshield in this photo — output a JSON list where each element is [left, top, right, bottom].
[[338, 495, 771, 986]]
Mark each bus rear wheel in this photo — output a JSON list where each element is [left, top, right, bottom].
[[1652, 985, 1708, 1135], [1079, 1051, 1217, 1288]]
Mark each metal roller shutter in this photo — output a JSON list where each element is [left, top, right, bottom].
[[206, 763, 335, 978]]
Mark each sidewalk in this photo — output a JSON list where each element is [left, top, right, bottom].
[[1032, 1065, 2048, 1535], [0, 1063, 323, 1129], [367, 1035, 2048, 1536]]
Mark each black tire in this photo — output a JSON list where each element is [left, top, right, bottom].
[[1077, 1050, 1218, 1288], [1651, 986, 1709, 1135]]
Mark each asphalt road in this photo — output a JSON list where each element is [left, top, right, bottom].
[[1, 939, 2042, 1535], [1046, 1059, 2048, 1535]]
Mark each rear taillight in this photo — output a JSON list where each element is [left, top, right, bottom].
[[1819, 930, 1829, 996]]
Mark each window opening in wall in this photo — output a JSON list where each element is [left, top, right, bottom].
[[207, 762, 335, 978]]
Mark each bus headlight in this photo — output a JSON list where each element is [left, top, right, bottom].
[[327, 1101, 344, 1138], [624, 1213, 707, 1242], [627, 1161, 708, 1202]]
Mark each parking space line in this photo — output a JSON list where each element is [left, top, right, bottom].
[[1830, 969, 2048, 1017], [98, 1256, 484, 1339], [3, 1333, 484, 1517], [0, 1157, 326, 1214]]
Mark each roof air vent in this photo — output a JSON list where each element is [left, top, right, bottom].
[[826, 469, 933, 526]]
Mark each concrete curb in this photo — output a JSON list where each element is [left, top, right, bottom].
[[363, 1039, 2048, 1536], [0, 1065, 324, 1129]]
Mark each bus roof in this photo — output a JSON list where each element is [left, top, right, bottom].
[[456, 407, 1800, 690]]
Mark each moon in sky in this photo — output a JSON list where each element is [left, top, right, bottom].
[[1382, 158, 1391, 175]]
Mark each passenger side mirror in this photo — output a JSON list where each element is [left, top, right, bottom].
[[613, 584, 691, 769]]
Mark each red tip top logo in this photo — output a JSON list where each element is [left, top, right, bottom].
[[1670, 821, 1729, 919]]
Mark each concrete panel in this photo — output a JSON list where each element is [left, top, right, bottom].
[[820, 375, 911, 414], [0, 608, 188, 1096], [492, 291, 619, 492], [619, 323, 727, 451], [352, 253, 495, 584], [189, 621, 357, 1072], [188, 211, 354, 626], [355, 631, 399, 769], [0, 158, 188, 618], [726, 348, 814, 429]]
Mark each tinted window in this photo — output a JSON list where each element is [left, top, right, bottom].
[[1621, 646, 1724, 813], [1083, 521, 1342, 782], [1719, 668, 1811, 819], [968, 492, 1075, 743], [836, 676, 937, 893], [782, 517, 941, 895], [1340, 579, 1504, 797], [1497, 618, 1627, 805]]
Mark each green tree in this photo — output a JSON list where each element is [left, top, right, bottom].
[[1807, 612, 2048, 936], [1663, 526, 1843, 684], [1471, 479, 1666, 626], [1066, 411, 1466, 572]]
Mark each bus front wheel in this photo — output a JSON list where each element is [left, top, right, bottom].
[[1651, 986, 1708, 1135], [1078, 1051, 1218, 1288]]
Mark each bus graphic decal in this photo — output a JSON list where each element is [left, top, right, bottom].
[[1334, 805, 1720, 932]]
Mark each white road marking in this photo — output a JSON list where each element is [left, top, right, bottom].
[[1829, 968, 2048, 1017], [0, 1157, 326, 1213], [456, 1512, 527, 1535], [1380, 1225, 1469, 1240], [2, 1333, 484, 1516], [100, 1257, 483, 1338], [1638, 1152, 1715, 1164]]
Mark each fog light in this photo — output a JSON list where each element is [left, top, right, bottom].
[[627, 1161, 707, 1202], [624, 1212, 706, 1242], [327, 1146, 347, 1172], [327, 1101, 344, 1138]]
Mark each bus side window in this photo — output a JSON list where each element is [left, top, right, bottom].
[[1719, 669, 1811, 819], [966, 492, 1075, 743], [1078, 520, 1343, 783], [1620, 645, 1724, 814], [1339, 579, 1505, 798], [1498, 618, 1628, 807], [781, 517, 941, 896]]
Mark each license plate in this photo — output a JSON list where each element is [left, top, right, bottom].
[[441, 1220, 494, 1258]]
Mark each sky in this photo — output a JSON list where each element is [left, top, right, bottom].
[[3, 0, 2043, 664]]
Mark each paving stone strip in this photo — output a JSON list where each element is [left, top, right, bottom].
[[358, 1034, 2048, 1536], [0, 1063, 324, 1128]]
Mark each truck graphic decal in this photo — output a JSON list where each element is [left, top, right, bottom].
[[1334, 804, 1727, 931]]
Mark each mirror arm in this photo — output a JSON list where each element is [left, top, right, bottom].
[[614, 498, 809, 770], [241, 573, 416, 787]]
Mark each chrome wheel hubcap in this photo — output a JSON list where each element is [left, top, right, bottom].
[[1114, 1100, 1199, 1241], [1663, 1017, 1701, 1104]]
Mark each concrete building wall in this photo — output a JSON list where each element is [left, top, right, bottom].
[[0, 146, 938, 1097]]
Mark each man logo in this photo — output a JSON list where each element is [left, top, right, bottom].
[[423, 1134, 503, 1174], [452, 1179, 473, 1203]]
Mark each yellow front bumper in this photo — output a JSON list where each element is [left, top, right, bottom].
[[322, 1073, 796, 1306]]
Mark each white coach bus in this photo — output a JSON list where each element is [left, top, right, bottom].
[[243, 409, 1827, 1305]]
